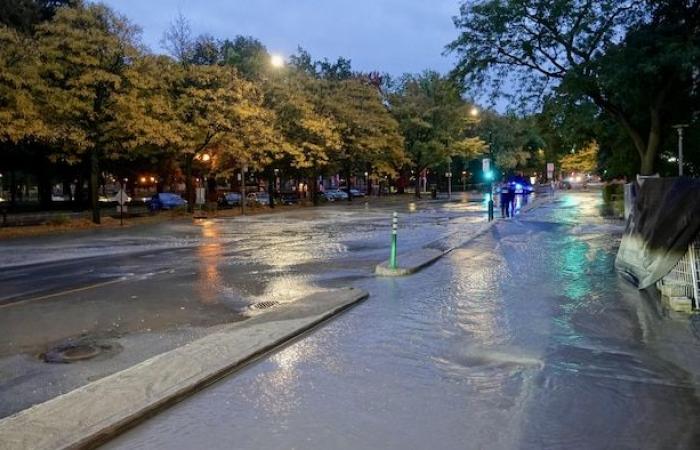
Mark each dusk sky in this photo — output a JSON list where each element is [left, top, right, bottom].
[[101, 0, 463, 76]]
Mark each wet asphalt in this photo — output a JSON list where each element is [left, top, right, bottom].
[[0, 195, 487, 418], [103, 192, 700, 450]]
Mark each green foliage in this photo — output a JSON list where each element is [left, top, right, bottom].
[[388, 72, 485, 174], [0, 0, 76, 33], [449, 0, 700, 175], [559, 142, 598, 175], [220, 36, 269, 79], [0, 25, 47, 144]]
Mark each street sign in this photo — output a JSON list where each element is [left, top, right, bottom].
[[547, 163, 555, 180], [482, 158, 491, 173], [113, 189, 129, 206]]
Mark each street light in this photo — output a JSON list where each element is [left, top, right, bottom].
[[470, 107, 479, 117], [673, 124, 688, 176], [270, 54, 285, 69]]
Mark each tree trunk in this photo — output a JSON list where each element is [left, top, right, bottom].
[[9, 170, 17, 207], [311, 171, 319, 206], [184, 154, 194, 213], [640, 149, 657, 176], [268, 168, 275, 209], [37, 155, 52, 210], [89, 150, 100, 224], [345, 169, 353, 202]]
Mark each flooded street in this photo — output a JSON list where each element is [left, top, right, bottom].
[[0, 196, 487, 417], [104, 192, 700, 450]]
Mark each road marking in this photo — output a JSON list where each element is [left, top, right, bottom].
[[0, 278, 126, 309]]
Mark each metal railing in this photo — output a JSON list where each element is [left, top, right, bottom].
[[657, 239, 700, 309]]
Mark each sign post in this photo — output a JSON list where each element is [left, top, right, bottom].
[[390, 212, 398, 269], [113, 188, 129, 226], [483, 159, 494, 221]]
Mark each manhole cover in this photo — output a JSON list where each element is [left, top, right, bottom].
[[42, 341, 121, 364], [251, 301, 279, 310]]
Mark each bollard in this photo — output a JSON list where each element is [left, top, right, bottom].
[[390, 212, 398, 269]]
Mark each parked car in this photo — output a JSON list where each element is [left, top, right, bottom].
[[246, 192, 270, 206], [279, 193, 299, 205], [349, 188, 365, 197], [219, 192, 242, 207], [326, 189, 349, 200], [146, 193, 187, 211]]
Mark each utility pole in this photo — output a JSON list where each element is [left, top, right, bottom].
[[673, 124, 688, 176], [446, 159, 452, 200], [240, 164, 247, 215]]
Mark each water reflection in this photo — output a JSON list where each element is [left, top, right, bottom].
[[197, 220, 223, 305], [250, 336, 321, 417]]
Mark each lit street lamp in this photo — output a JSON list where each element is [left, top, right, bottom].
[[270, 54, 285, 69]]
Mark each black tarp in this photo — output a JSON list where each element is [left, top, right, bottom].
[[615, 177, 700, 289]]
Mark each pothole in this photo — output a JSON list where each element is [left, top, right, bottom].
[[41, 340, 122, 364]]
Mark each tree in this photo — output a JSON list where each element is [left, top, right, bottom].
[[220, 36, 269, 80], [559, 141, 598, 175], [35, 2, 143, 223], [322, 77, 405, 199], [168, 63, 277, 211], [0, 25, 46, 145], [449, 0, 700, 175], [0, 0, 76, 33], [264, 73, 341, 204], [388, 72, 484, 197]]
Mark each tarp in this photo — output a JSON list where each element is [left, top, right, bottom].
[[615, 177, 700, 289]]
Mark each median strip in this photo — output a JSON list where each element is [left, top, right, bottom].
[[376, 194, 555, 277], [0, 287, 368, 450]]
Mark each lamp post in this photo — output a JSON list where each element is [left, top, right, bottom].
[[673, 124, 689, 176], [446, 158, 453, 200], [267, 54, 285, 208]]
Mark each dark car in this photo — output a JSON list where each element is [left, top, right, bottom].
[[218, 192, 242, 208], [146, 193, 187, 211], [279, 193, 299, 205]]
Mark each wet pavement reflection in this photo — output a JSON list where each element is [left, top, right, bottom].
[[0, 197, 487, 417], [104, 192, 700, 450]]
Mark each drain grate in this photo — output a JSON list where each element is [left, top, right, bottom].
[[250, 301, 279, 310]]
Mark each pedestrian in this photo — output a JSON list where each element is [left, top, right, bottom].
[[499, 180, 510, 218], [508, 181, 517, 217]]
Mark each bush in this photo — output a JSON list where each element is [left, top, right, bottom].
[[602, 183, 623, 203], [48, 213, 71, 226]]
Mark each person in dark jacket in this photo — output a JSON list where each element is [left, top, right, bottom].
[[507, 182, 517, 217], [499, 181, 510, 218]]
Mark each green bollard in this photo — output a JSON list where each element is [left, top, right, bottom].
[[390, 212, 398, 269]]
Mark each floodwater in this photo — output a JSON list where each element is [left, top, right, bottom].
[[105, 192, 700, 450], [0, 195, 487, 417]]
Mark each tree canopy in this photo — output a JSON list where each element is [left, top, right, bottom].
[[449, 0, 700, 175]]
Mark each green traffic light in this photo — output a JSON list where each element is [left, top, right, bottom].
[[484, 170, 494, 181]]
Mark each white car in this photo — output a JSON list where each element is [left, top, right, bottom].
[[327, 189, 349, 200]]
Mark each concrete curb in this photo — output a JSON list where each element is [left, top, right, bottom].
[[0, 288, 368, 450], [375, 220, 496, 277], [375, 193, 556, 277]]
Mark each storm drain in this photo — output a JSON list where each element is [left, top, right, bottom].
[[41, 340, 122, 364], [250, 301, 279, 310]]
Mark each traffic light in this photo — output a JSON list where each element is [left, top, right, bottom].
[[484, 170, 494, 181]]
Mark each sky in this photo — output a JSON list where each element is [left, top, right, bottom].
[[100, 0, 463, 77]]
